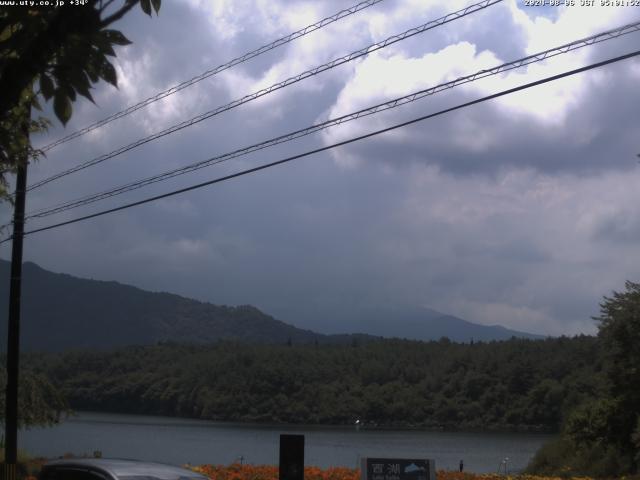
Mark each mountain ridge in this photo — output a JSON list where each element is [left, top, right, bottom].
[[0, 259, 543, 351]]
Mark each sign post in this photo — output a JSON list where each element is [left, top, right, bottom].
[[360, 458, 436, 480], [279, 434, 304, 480]]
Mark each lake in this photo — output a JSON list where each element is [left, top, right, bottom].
[[20, 412, 554, 473]]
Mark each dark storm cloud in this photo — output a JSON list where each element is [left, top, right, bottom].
[[2, 0, 639, 338]]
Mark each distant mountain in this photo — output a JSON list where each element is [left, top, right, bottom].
[[319, 305, 545, 342], [0, 260, 542, 351]]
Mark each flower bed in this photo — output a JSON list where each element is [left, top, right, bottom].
[[188, 464, 597, 480]]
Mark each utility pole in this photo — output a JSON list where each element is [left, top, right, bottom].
[[3, 110, 29, 478]]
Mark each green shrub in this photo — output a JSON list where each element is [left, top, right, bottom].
[[526, 436, 634, 478]]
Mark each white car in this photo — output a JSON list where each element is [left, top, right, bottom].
[[38, 458, 209, 480]]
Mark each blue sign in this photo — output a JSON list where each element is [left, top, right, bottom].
[[360, 458, 436, 480]]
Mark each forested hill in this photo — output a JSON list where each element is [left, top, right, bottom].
[[0, 260, 541, 351], [0, 260, 365, 350], [27, 336, 602, 431]]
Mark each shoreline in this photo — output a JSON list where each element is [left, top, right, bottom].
[[59, 410, 558, 435]]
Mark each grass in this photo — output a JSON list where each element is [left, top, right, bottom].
[[0, 448, 48, 479]]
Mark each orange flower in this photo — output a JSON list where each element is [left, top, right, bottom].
[[187, 464, 595, 480]]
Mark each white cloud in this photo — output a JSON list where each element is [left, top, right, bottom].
[[323, 0, 640, 169]]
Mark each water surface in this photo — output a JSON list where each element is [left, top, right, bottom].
[[21, 412, 553, 473]]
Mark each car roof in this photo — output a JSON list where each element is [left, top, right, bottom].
[[42, 458, 208, 479]]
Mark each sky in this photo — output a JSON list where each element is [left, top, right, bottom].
[[1, 0, 640, 336]]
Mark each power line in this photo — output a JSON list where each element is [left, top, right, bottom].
[[38, 0, 387, 153], [3, 48, 638, 245], [26, 0, 504, 192], [21, 19, 640, 221]]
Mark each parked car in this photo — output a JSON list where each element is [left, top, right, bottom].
[[38, 458, 209, 480]]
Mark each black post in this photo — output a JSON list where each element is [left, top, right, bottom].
[[3, 132, 28, 475], [279, 434, 304, 480]]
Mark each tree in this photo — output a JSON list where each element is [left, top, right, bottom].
[[1, 0, 162, 470], [0, 0, 162, 200], [528, 281, 640, 477], [0, 368, 68, 429], [594, 281, 640, 468]]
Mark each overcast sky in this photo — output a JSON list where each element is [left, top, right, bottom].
[[2, 0, 640, 336]]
